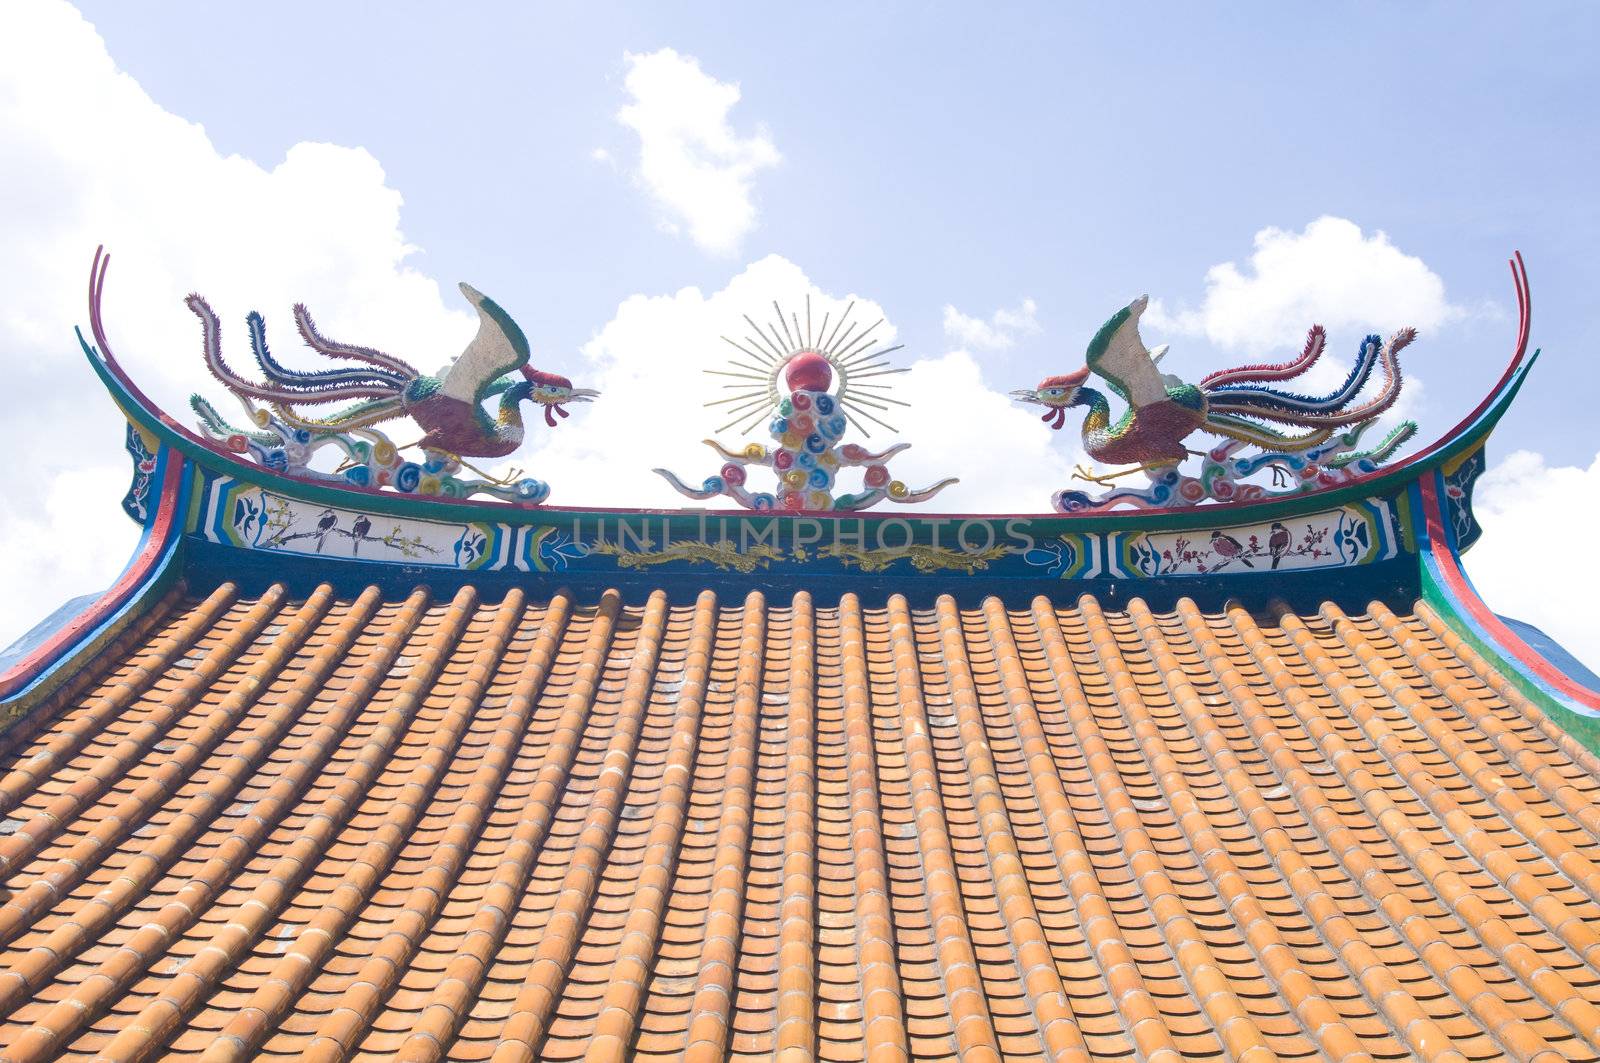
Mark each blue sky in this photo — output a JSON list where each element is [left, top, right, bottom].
[[4, 1, 1600, 661], [65, 1, 1600, 459]]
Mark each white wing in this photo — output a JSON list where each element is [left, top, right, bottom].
[[439, 283, 531, 403], [1090, 296, 1172, 409]]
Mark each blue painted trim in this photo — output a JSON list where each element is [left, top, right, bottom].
[[0, 593, 105, 670], [182, 536, 1420, 616], [0, 448, 189, 717], [1496, 614, 1600, 690]]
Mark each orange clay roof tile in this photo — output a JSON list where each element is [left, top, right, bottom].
[[0, 584, 1598, 1060]]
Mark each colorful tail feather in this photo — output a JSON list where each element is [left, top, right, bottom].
[[1203, 326, 1413, 430], [190, 294, 416, 434], [293, 303, 418, 377], [1204, 412, 1332, 453], [271, 395, 410, 433], [189, 294, 399, 404], [1325, 419, 1417, 468], [247, 311, 408, 391], [1200, 325, 1327, 389], [190, 394, 278, 445]]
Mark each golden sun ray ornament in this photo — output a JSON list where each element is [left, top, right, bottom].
[[655, 296, 959, 511]]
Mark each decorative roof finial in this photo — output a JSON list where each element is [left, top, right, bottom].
[[655, 297, 957, 511], [184, 281, 597, 504], [1014, 295, 1418, 511]]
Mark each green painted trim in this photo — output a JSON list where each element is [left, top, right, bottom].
[[183, 465, 207, 531], [1394, 489, 1417, 554], [1420, 560, 1600, 753]]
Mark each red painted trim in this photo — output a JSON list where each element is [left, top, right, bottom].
[[1404, 252, 1532, 469], [1419, 475, 1600, 710], [0, 455, 183, 701]]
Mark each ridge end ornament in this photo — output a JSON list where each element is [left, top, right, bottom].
[[1014, 295, 1418, 511], [167, 263, 598, 505], [655, 297, 958, 512]]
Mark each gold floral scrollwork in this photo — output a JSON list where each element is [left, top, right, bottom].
[[587, 538, 784, 573], [820, 542, 1010, 574]]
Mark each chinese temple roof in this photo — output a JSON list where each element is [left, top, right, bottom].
[[0, 587, 1598, 1062], [0, 251, 1597, 1060]]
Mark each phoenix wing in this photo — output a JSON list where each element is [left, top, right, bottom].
[[1085, 295, 1171, 408], [438, 283, 533, 404]]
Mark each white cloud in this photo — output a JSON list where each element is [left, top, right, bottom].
[[0, 0, 471, 648], [942, 298, 1040, 352], [1467, 449, 1600, 672], [515, 255, 1079, 512], [1145, 216, 1463, 354], [892, 348, 1082, 511], [0, 1, 1074, 656], [616, 48, 780, 256]]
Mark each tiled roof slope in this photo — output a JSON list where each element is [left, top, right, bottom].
[[0, 584, 1598, 1062]]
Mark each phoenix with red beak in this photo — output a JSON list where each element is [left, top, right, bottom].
[[1013, 294, 1410, 468], [189, 280, 598, 460]]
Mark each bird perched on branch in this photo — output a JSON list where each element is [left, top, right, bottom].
[[1268, 522, 1291, 569], [1209, 530, 1253, 569]]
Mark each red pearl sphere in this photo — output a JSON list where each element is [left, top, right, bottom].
[[784, 351, 833, 394]]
